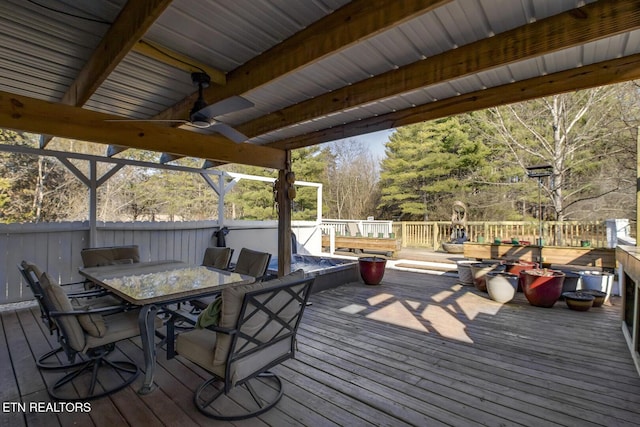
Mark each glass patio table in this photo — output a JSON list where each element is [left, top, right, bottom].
[[79, 260, 255, 394]]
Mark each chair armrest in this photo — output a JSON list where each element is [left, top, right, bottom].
[[49, 304, 130, 318], [66, 289, 110, 298], [204, 325, 237, 335]]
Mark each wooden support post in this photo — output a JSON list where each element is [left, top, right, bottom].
[[637, 126, 639, 236], [277, 151, 292, 276]]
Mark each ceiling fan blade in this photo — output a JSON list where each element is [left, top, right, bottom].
[[209, 123, 249, 143], [187, 122, 248, 143], [195, 95, 254, 119]]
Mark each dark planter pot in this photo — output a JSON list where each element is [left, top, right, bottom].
[[562, 291, 594, 311], [504, 260, 538, 292], [358, 257, 386, 285], [558, 271, 581, 298], [521, 269, 565, 308]]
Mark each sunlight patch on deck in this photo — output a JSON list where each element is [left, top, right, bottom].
[[365, 300, 428, 332], [367, 293, 394, 305], [340, 304, 367, 314], [421, 305, 473, 343], [456, 292, 502, 320]]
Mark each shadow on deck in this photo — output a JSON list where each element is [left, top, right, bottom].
[[2, 269, 639, 426]]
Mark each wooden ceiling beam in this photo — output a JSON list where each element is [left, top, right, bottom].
[[153, 0, 452, 122], [0, 91, 285, 170], [269, 53, 640, 150], [239, 0, 640, 139], [41, 0, 173, 148], [131, 40, 226, 85], [60, 0, 173, 107]]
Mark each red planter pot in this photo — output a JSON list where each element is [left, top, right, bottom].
[[521, 269, 565, 308], [504, 260, 538, 292], [358, 257, 387, 285]]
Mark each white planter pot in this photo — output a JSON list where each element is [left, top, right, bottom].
[[486, 271, 519, 303], [578, 271, 614, 302]]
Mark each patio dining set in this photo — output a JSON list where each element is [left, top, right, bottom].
[[18, 244, 315, 420]]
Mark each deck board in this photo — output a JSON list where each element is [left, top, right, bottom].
[[2, 268, 640, 426]]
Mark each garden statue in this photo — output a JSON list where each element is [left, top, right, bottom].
[[442, 201, 468, 253]]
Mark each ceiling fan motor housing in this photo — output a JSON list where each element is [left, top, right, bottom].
[[191, 72, 210, 87], [190, 72, 212, 125]]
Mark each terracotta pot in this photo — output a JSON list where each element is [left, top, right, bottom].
[[504, 260, 537, 292], [521, 269, 565, 308], [358, 257, 386, 285], [486, 272, 519, 303], [470, 262, 504, 292]]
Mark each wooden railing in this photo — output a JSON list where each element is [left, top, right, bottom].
[[390, 220, 630, 250]]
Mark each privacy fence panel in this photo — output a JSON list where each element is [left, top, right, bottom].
[[0, 221, 219, 305]]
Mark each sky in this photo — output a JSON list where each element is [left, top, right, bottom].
[[327, 128, 396, 160]]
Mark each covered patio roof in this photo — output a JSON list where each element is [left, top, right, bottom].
[[0, 0, 639, 170]]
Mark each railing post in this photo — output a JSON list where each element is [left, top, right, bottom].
[[329, 226, 335, 255], [401, 222, 407, 247], [433, 222, 439, 250]]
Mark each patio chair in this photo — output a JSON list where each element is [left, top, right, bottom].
[[81, 244, 141, 267], [202, 246, 234, 270], [18, 260, 118, 369], [175, 269, 313, 420], [190, 248, 271, 311], [81, 245, 141, 290], [37, 270, 162, 401]]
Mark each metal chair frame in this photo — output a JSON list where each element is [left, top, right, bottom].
[[17, 263, 109, 370], [180, 276, 313, 420]]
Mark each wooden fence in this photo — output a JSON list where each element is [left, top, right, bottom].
[[0, 221, 218, 304]]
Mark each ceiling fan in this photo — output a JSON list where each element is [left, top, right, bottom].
[[107, 72, 254, 143]]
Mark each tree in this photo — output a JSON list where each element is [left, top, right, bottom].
[[322, 139, 379, 219], [479, 86, 636, 221], [378, 118, 490, 220], [0, 130, 80, 223]]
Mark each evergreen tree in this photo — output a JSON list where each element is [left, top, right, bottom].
[[378, 117, 489, 220]]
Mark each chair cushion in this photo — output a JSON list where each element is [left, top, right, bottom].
[[42, 272, 86, 352], [77, 305, 108, 338], [213, 269, 304, 366], [176, 328, 222, 374], [202, 247, 232, 269], [84, 310, 160, 351], [21, 260, 43, 285], [234, 248, 271, 277], [81, 245, 140, 267]]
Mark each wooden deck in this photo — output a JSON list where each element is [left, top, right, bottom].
[[2, 269, 640, 426]]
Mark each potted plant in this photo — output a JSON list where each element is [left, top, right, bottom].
[[521, 269, 565, 308], [358, 257, 386, 285]]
